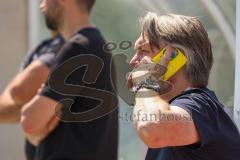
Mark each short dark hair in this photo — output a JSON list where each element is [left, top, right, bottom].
[[76, 0, 96, 12]]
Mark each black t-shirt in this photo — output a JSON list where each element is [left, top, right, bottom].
[[20, 34, 64, 160], [38, 28, 119, 160], [20, 34, 64, 70], [145, 88, 240, 160]]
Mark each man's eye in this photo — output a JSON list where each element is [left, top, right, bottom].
[[171, 49, 178, 59]]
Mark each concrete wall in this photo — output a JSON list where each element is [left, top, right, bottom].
[[0, 0, 28, 160]]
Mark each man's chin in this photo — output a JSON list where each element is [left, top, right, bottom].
[[45, 20, 58, 31], [40, 8, 46, 14]]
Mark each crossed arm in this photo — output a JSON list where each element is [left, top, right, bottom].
[[20, 95, 60, 146], [0, 60, 50, 123]]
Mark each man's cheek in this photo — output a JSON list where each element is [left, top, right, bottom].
[[149, 52, 158, 59]]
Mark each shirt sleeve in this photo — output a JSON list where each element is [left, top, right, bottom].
[[40, 40, 89, 102], [170, 93, 219, 147], [38, 52, 56, 68], [19, 40, 48, 71], [38, 36, 64, 68]]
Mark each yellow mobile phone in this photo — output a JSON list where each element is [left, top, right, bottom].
[[152, 48, 187, 81]]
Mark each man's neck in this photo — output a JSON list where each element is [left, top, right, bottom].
[[59, 13, 93, 41]]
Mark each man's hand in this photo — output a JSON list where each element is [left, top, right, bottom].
[[127, 47, 174, 94], [21, 95, 60, 146], [128, 58, 166, 86], [25, 115, 59, 146]]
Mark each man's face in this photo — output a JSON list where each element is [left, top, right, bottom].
[[130, 34, 188, 102], [40, 0, 63, 30]]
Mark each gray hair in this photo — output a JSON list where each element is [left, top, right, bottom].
[[140, 12, 213, 87]]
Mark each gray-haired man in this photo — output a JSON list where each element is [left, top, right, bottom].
[[128, 12, 240, 160]]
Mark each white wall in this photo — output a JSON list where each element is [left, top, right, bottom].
[[0, 0, 28, 160]]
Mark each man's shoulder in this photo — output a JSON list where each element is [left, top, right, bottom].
[[20, 37, 59, 70], [38, 38, 55, 48], [68, 33, 90, 49], [170, 87, 222, 112], [68, 27, 103, 47], [53, 28, 108, 65], [49, 34, 65, 48], [172, 88, 216, 101]]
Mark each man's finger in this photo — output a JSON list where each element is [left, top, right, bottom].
[[127, 72, 133, 89], [159, 46, 173, 67], [140, 56, 152, 64]]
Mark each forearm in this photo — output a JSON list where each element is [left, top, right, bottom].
[[0, 81, 37, 123], [9, 60, 50, 105], [21, 96, 60, 146], [0, 60, 51, 123], [0, 93, 21, 123], [133, 88, 197, 148], [133, 88, 172, 146]]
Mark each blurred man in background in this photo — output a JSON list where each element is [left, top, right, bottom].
[[128, 12, 240, 160], [0, 31, 64, 160], [0, 2, 64, 160], [23, 31, 64, 160], [20, 0, 118, 160]]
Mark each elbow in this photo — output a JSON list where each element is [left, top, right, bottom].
[[135, 121, 166, 148], [10, 86, 26, 104]]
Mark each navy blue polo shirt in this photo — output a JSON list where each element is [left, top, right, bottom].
[[145, 88, 240, 160]]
